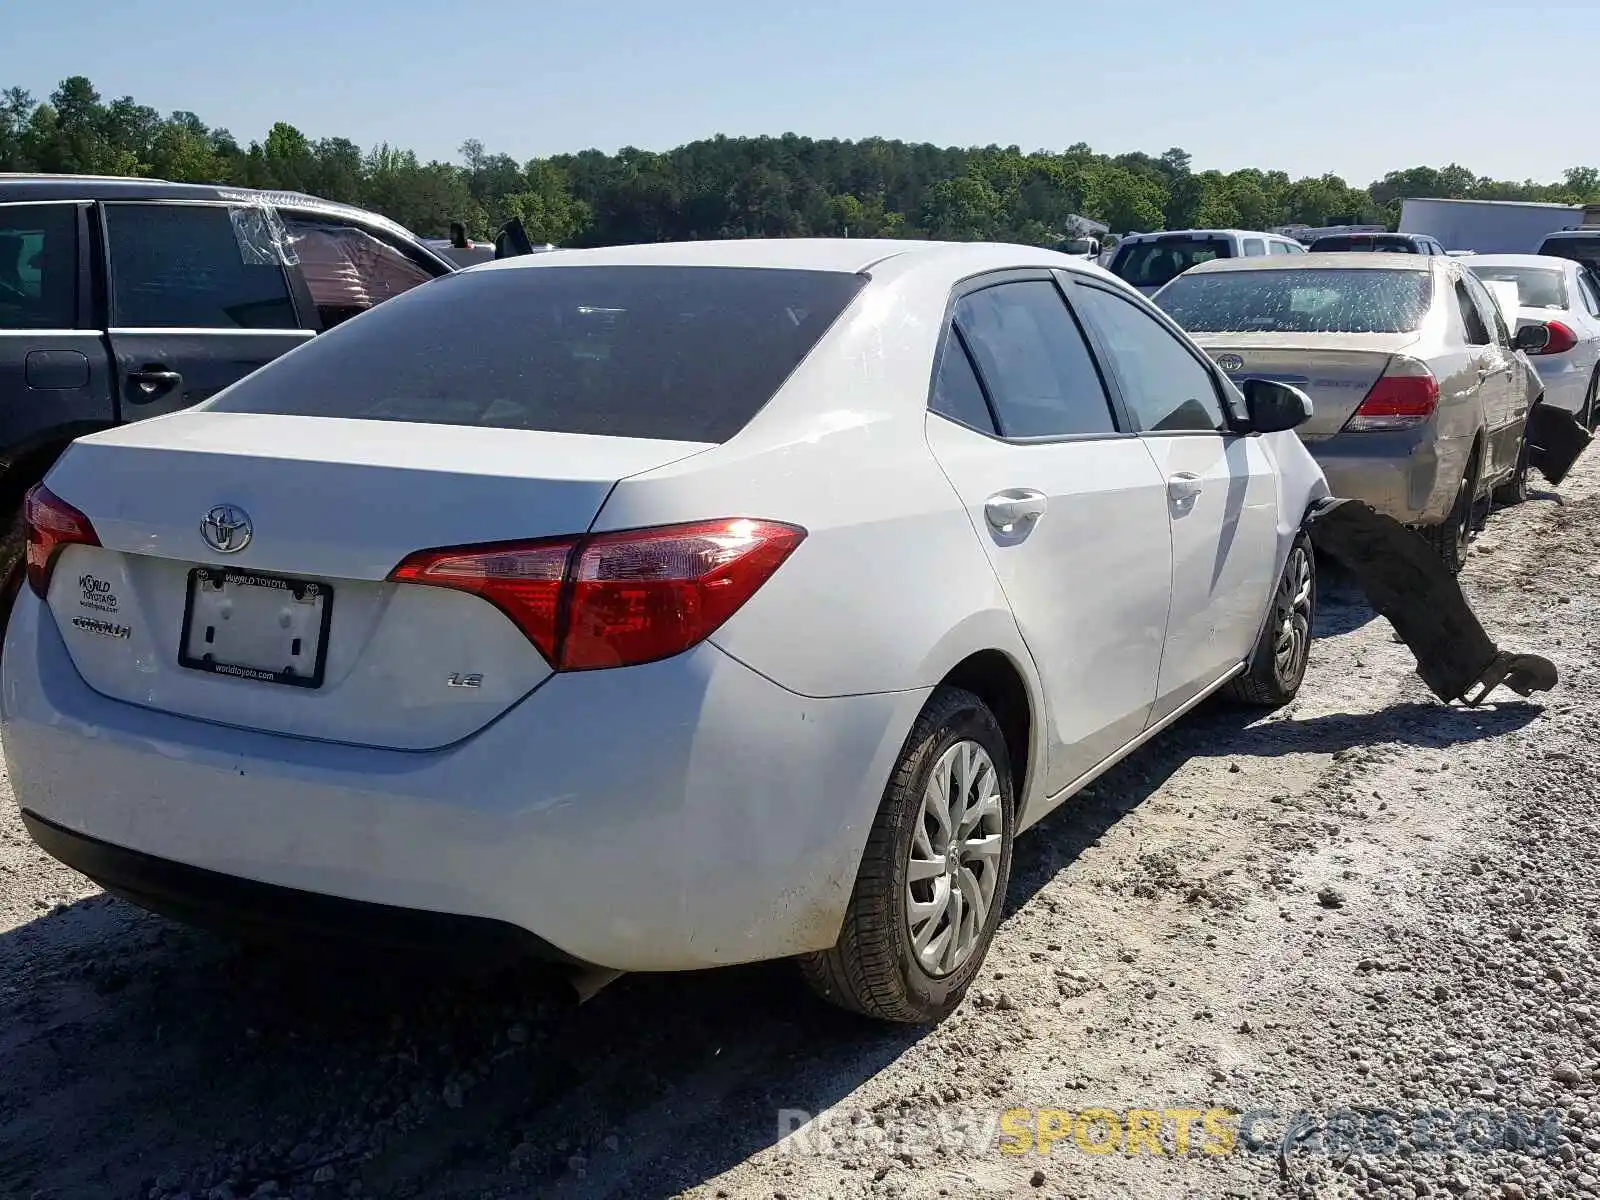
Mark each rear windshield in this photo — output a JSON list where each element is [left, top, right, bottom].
[[205, 265, 866, 442], [1156, 268, 1434, 334], [1538, 235, 1600, 272], [1308, 235, 1418, 253], [1468, 265, 1568, 311], [1110, 238, 1232, 289]]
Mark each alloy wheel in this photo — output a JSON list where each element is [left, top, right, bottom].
[[1272, 544, 1314, 688], [906, 740, 1004, 978]]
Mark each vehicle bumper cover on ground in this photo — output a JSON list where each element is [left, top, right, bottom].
[[1, 594, 927, 972]]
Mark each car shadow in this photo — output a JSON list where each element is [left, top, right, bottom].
[[0, 697, 1543, 1200]]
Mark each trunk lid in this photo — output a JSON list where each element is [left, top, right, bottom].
[[42, 412, 711, 749], [1191, 332, 1422, 440]]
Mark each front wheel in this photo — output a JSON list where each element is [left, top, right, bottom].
[[800, 687, 1015, 1024], [1225, 534, 1315, 708], [1583, 370, 1599, 433], [1421, 460, 1475, 575]]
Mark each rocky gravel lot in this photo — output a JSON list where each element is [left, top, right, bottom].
[[2, 453, 1598, 1200]]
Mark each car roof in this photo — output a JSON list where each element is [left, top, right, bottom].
[[1466, 253, 1577, 271], [1115, 229, 1290, 244], [1311, 231, 1424, 241], [470, 237, 1109, 278], [0, 173, 423, 245], [1541, 229, 1600, 239], [1182, 251, 1437, 275]]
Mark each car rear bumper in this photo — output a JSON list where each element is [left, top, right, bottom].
[[2, 593, 927, 972], [1306, 429, 1465, 525]]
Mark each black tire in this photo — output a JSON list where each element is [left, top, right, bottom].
[[1224, 533, 1315, 708], [799, 686, 1016, 1024], [1421, 456, 1476, 575], [1491, 425, 1531, 507], [1583, 370, 1599, 433]]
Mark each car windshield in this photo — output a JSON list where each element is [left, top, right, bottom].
[[1111, 237, 1231, 288], [204, 265, 866, 442], [1469, 266, 1568, 310], [1156, 268, 1434, 334]]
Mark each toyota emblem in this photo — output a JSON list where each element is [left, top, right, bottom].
[[1216, 353, 1245, 373], [201, 504, 253, 554]]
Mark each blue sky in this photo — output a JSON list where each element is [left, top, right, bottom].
[[3, 0, 1585, 185]]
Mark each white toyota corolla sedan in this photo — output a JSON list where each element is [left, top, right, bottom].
[[2, 239, 1329, 1024]]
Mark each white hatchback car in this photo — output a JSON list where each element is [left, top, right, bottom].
[[3, 239, 1329, 1023]]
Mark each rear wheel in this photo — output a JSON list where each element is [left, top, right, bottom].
[[1421, 454, 1477, 575], [1491, 425, 1531, 507], [800, 687, 1015, 1024], [1225, 534, 1315, 708]]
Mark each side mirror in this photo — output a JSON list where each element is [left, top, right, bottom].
[[1240, 378, 1314, 433], [1512, 323, 1551, 354], [448, 221, 470, 250]]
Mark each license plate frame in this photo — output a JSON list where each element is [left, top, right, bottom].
[[178, 567, 335, 689]]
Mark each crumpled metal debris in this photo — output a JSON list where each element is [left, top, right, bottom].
[[1303, 497, 1557, 706]]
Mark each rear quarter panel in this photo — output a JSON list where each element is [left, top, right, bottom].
[[591, 269, 1034, 704]]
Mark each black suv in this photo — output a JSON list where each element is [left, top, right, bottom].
[[1306, 232, 1450, 255], [0, 175, 458, 615]]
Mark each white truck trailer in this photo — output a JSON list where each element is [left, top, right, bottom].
[[1398, 197, 1587, 253]]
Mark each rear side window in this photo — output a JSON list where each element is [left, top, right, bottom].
[[1158, 268, 1433, 334], [952, 281, 1116, 438], [0, 203, 77, 329], [105, 203, 299, 329], [207, 265, 867, 442], [1242, 239, 1266, 257], [1110, 238, 1232, 289]]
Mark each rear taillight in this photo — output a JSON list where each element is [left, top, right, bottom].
[[1345, 361, 1439, 432], [1531, 320, 1578, 356], [390, 518, 805, 671], [24, 484, 100, 598], [390, 538, 573, 664]]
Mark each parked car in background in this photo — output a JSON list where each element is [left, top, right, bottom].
[[1307, 232, 1449, 256], [0, 175, 457, 625], [3, 238, 1331, 1025], [1155, 253, 1550, 572], [1537, 228, 1600, 287], [1469, 254, 1600, 429], [1107, 229, 1306, 295]]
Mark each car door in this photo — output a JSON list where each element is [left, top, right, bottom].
[[1460, 270, 1521, 475], [1450, 273, 1509, 473], [922, 273, 1173, 798], [99, 200, 318, 423], [0, 201, 118, 459], [1067, 276, 1280, 722]]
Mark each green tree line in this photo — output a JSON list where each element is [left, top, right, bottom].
[[5, 76, 1599, 247]]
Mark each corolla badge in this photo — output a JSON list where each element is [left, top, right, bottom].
[[1216, 353, 1245, 373], [200, 504, 253, 554]]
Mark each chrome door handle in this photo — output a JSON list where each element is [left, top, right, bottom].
[[1167, 472, 1204, 503], [984, 489, 1048, 534]]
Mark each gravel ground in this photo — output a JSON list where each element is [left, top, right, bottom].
[[2, 453, 1597, 1200]]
